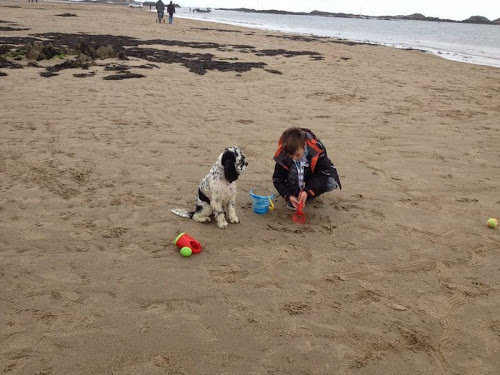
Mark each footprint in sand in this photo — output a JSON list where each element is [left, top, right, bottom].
[[281, 301, 311, 315]]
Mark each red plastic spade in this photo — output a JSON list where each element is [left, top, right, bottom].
[[292, 202, 306, 224]]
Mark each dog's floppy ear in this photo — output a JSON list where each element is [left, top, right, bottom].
[[222, 150, 238, 183]]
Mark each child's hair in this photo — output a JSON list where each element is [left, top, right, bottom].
[[281, 127, 306, 155]]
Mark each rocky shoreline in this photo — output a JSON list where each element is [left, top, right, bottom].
[[218, 8, 500, 26]]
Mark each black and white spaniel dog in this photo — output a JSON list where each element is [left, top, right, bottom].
[[172, 146, 248, 229]]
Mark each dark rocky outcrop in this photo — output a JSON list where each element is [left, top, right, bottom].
[[462, 16, 491, 24], [218, 8, 499, 25], [393, 13, 455, 23]]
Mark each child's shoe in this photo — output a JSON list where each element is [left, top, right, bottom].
[[285, 201, 296, 210]]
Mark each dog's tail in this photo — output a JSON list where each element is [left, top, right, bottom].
[[171, 208, 194, 219]]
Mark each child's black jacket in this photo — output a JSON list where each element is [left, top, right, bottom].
[[273, 128, 341, 200]]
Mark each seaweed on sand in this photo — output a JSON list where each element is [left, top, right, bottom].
[[0, 32, 324, 77], [103, 71, 145, 80]]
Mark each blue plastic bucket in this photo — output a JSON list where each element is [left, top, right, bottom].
[[249, 188, 275, 215]]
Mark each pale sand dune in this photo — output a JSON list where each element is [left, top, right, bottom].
[[1, 1, 499, 374]]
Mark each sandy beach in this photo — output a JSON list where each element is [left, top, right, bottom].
[[1, 1, 500, 374]]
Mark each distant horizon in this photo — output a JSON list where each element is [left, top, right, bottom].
[[178, 1, 500, 22], [203, 6, 500, 22]]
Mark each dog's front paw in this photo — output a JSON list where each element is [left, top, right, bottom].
[[229, 216, 240, 224], [217, 220, 229, 229]]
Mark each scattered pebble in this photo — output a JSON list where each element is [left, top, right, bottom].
[[390, 304, 408, 311]]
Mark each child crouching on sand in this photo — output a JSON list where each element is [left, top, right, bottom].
[[273, 127, 341, 209]]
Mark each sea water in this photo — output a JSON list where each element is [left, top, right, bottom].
[[176, 9, 500, 68]]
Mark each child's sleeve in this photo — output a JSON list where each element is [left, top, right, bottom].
[[272, 163, 292, 200]]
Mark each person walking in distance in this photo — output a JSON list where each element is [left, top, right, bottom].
[[155, 0, 165, 23], [167, 1, 175, 24]]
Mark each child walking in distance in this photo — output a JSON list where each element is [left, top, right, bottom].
[[273, 127, 341, 209]]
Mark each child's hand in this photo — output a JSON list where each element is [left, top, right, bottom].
[[290, 192, 307, 208], [289, 196, 300, 208], [298, 191, 307, 206]]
